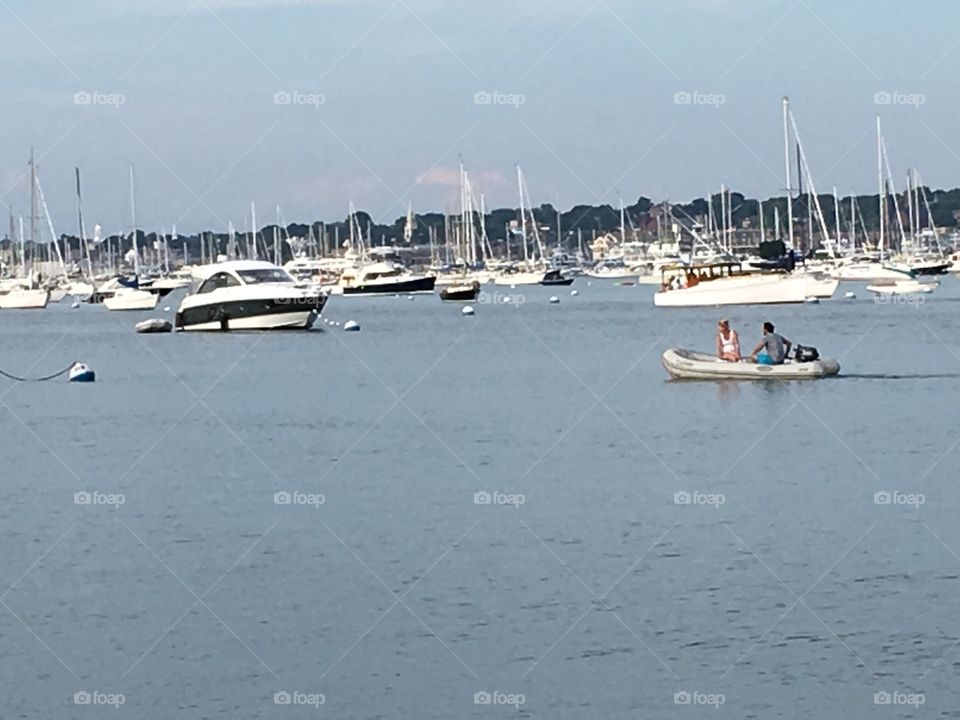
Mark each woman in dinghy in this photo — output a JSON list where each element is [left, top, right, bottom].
[[716, 319, 741, 362]]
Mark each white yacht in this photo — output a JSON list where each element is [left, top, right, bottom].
[[175, 260, 326, 331], [654, 262, 810, 307], [0, 287, 49, 309]]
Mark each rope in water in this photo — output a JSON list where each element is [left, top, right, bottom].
[[0, 363, 76, 382]]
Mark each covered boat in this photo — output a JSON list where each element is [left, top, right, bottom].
[[661, 348, 840, 381]]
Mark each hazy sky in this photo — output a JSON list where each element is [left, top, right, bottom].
[[1, 0, 958, 233]]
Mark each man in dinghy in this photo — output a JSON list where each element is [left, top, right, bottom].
[[749, 322, 792, 365], [716, 319, 741, 362]]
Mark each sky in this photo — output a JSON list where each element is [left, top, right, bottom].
[[0, 0, 958, 234]]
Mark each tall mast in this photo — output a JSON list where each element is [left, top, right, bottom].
[[783, 97, 794, 250], [517, 166, 528, 264], [877, 116, 885, 260], [129, 165, 140, 276]]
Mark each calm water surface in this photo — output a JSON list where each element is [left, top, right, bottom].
[[2, 280, 960, 718]]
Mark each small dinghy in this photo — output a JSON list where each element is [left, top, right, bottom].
[[135, 318, 173, 334], [662, 348, 840, 381], [439, 281, 480, 302]]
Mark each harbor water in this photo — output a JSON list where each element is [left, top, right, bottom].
[[1, 280, 959, 718]]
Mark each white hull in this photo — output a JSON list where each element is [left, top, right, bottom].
[[867, 280, 937, 295], [804, 276, 840, 299], [492, 271, 546, 286], [585, 268, 636, 280], [832, 263, 911, 282], [654, 274, 809, 307], [0, 289, 50, 309], [103, 290, 159, 311], [179, 310, 317, 331], [662, 348, 840, 381]]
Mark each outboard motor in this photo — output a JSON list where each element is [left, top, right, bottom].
[[794, 345, 820, 363]]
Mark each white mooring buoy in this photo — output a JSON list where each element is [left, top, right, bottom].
[[343, 320, 361, 332], [462, 306, 475, 316], [844, 291, 856, 299], [549, 296, 560, 304], [69, 363, 96, 383], [570, 289, 579, 297], [804, 296, 819, 304]]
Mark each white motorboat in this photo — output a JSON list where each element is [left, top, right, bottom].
[[0, 287, 50, 309], [830, 256, 914, 282], [492, 268, 546, 286], [662, 348, 840, 381], [103, 288, 160, 311], [866, 279, 937, 296], [326, 262, 436, 296], [176, 260, 326, 331], [653, 263, 810, 307]]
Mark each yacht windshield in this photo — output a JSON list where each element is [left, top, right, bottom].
[[236, 268, 292, 284]]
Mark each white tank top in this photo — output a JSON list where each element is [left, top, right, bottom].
[[720, 331, 736, 353]]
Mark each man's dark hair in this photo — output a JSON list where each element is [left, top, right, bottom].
[[763, 322, 775, 333]]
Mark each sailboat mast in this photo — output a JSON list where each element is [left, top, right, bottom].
[[129, 165, 140, 276], [517, 166, 528, 264], [877, 116, 885, 261], [782, 97, 794, 250]]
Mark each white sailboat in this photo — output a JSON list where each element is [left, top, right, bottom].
[[104, 166, 159, 311]]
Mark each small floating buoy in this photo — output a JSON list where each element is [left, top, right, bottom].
[[804, 297, 819, 304], [343, 320, 361, 332], [407, 295, 415, 301], [462, 306, 475, 316], [587, 281, 592, 287], [135, 318, 173, 334], [844, 291, 856, 299], [510, 284, 516, 290], [163, 306, 171, 312], [70, 300, 80, 309], [549, 296, 560, 304], [68, 363, 95, 383], [570, 289, 579, 297]]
